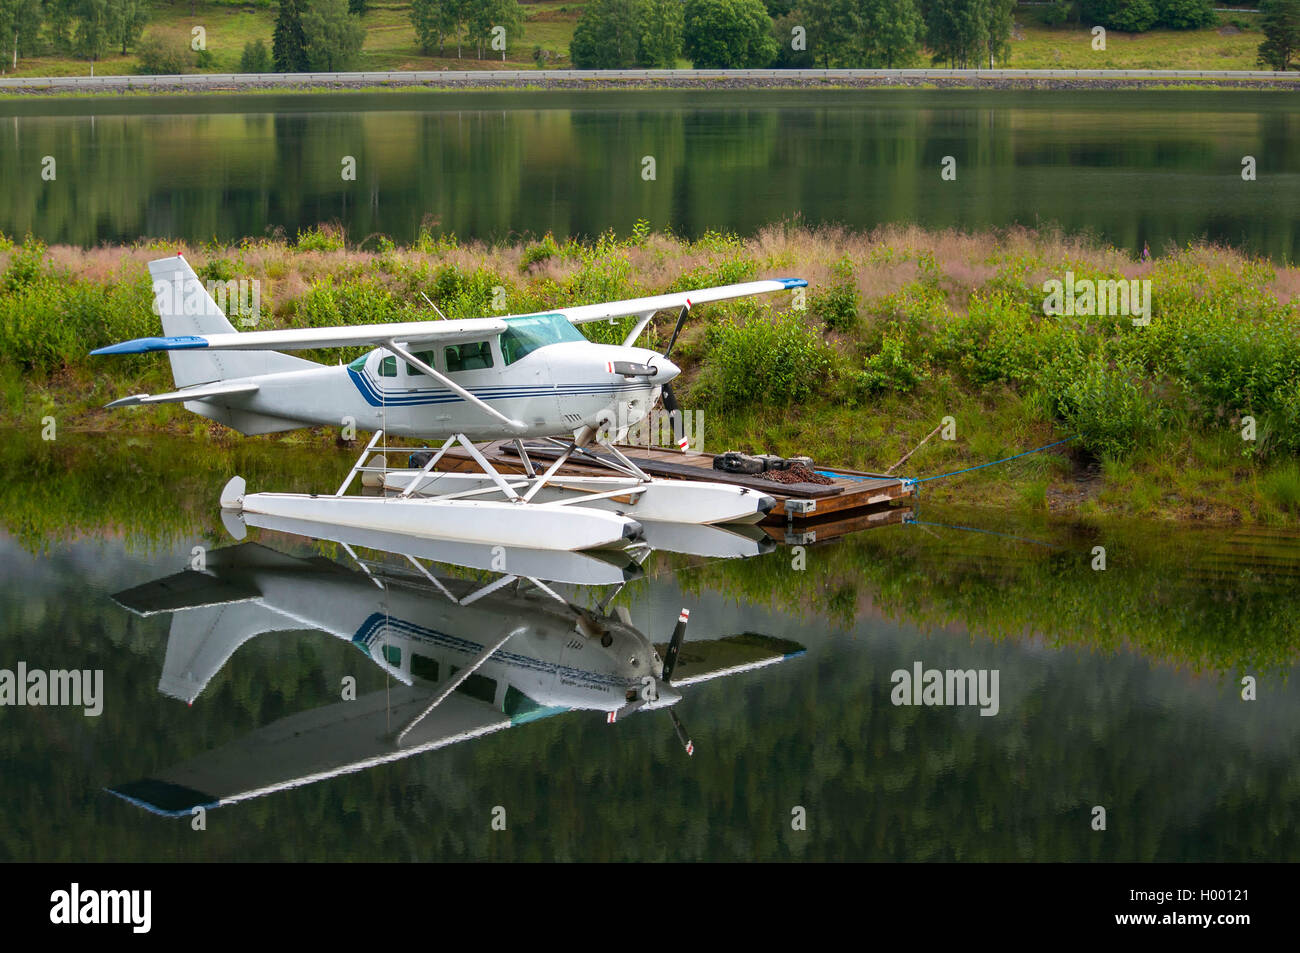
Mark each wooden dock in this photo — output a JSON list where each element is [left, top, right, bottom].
[[424, 440, 914, 524]]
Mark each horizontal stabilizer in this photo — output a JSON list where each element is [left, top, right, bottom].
[[105, 380, 259, 408], [113, 569, 261, 616]]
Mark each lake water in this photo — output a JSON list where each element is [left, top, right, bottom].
[[1, 434, 1296, 861], [2, 89, 1297, 259]]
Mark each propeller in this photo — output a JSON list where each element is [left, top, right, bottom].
[[606, 607, 694, 756], [659, 303, 690, 451]]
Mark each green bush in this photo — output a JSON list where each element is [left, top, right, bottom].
[[813, 281, 860, 332], [135, 34, 193, 75], [694, 312, 830, 408], [1057, 356, 1165, 459], [858, 331, 928, 395], [239, 39, 272, 73], [520, 234, 561, 270], [296, 225, 346, 252]]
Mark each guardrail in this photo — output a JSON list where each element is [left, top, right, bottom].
[[1, 67, 1297, 89]]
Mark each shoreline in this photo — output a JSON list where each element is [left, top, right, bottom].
[[2, 68, 1298, 97]]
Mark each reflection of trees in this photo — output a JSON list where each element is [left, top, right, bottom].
[[0, 438, 1298, 861], [0, 91, 1295, 257]]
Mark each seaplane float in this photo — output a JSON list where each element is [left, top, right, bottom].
[[106, 537, 805, 815], [93, 255, 808, 552]]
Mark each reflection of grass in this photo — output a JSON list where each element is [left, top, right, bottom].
[[670, 504, 1300, 674]]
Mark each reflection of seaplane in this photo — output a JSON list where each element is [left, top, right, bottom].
[[94, 255, 807, 551], [106, 541, 805, 816]]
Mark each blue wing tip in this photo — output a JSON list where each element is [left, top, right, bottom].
[[91, 335, 209, 356], [778, 278, 808, 289]]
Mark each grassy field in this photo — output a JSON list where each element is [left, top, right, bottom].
[[2, 223, 1298, 526], [1, 1, 1268, 78]]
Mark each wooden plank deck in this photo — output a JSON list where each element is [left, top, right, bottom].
[[422, 440, 913, 523]]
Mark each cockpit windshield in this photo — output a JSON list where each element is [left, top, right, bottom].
[[499, 313, 586, 365]]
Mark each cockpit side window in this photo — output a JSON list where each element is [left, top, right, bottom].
[[445, 341, 494, 373], [404, 350, 437, 376]]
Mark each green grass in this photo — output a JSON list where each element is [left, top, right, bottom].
[[2, 2, 1270, 78]]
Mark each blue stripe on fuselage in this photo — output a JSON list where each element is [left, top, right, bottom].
[[346, 365, 651, 408]]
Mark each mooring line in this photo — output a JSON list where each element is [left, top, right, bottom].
[[904, 435, 1078, 487]]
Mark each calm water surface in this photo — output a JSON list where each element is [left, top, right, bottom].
[[0, 435, 1296, 861], [1, 89, 1296, 258]]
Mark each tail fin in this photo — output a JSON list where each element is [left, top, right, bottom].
[[148, 255, 316, 388]]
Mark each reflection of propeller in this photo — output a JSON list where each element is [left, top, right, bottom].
[[607, 607, 694, 756], [659, 303, 690, 451]]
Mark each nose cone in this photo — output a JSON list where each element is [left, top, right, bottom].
[[656, 357, 681, 382]]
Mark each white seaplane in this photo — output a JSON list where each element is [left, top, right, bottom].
[[94, 255, 807, 552]]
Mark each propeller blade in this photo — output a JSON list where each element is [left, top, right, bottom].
[[668, 708, 694, 756], [661, 382, 687, 451], [661, 608, 689, 682], [662, 302, 690, 362]]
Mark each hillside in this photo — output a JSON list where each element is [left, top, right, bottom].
[[0, 1, 1271, 79]]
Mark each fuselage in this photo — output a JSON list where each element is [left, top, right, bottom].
[[200, 320, 677, 441]]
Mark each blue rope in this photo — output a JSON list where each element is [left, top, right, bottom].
[[904, 435, 1078, 486]]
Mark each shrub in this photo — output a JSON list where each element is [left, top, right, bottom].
[[1056, 356, 1165, 458], [694, 312, 830, 408], [520, 234, 561, 270], [239, 40, 272, 73], [296, 225, 346, 251], [813, 281, 860, 332], [136, 35, 194, 75], [858, 331, 928, 395]]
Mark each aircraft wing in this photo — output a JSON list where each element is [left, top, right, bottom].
[[551, 278, 807, 326], [654, 633, 806, 687], [90, 279, 806, 356], [91, 318, 509, 355]]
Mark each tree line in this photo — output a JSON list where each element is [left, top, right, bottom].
[[0, 0, 1294, 74], [570, 0, 1300, 71]]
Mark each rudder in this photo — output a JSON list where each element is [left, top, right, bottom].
[[148, 254, 316, 388]]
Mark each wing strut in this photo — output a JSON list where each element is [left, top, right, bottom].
[[395, 626, 524, 745], [382, 339, 527, 434]]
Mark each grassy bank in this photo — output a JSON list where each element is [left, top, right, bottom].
[[2, 222, 1298, 525], [2, 1, 1270, 78]]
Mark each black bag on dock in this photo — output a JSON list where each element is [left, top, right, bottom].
[[714, 451, 766, 475]]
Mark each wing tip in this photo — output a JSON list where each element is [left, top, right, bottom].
[[91, 335, 209, 356], [778, 278, 808, 289]]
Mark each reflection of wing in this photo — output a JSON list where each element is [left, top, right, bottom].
[[654, 633, 805, 687], [91, 279, 806, 355], [108, 687, 512, 816]]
